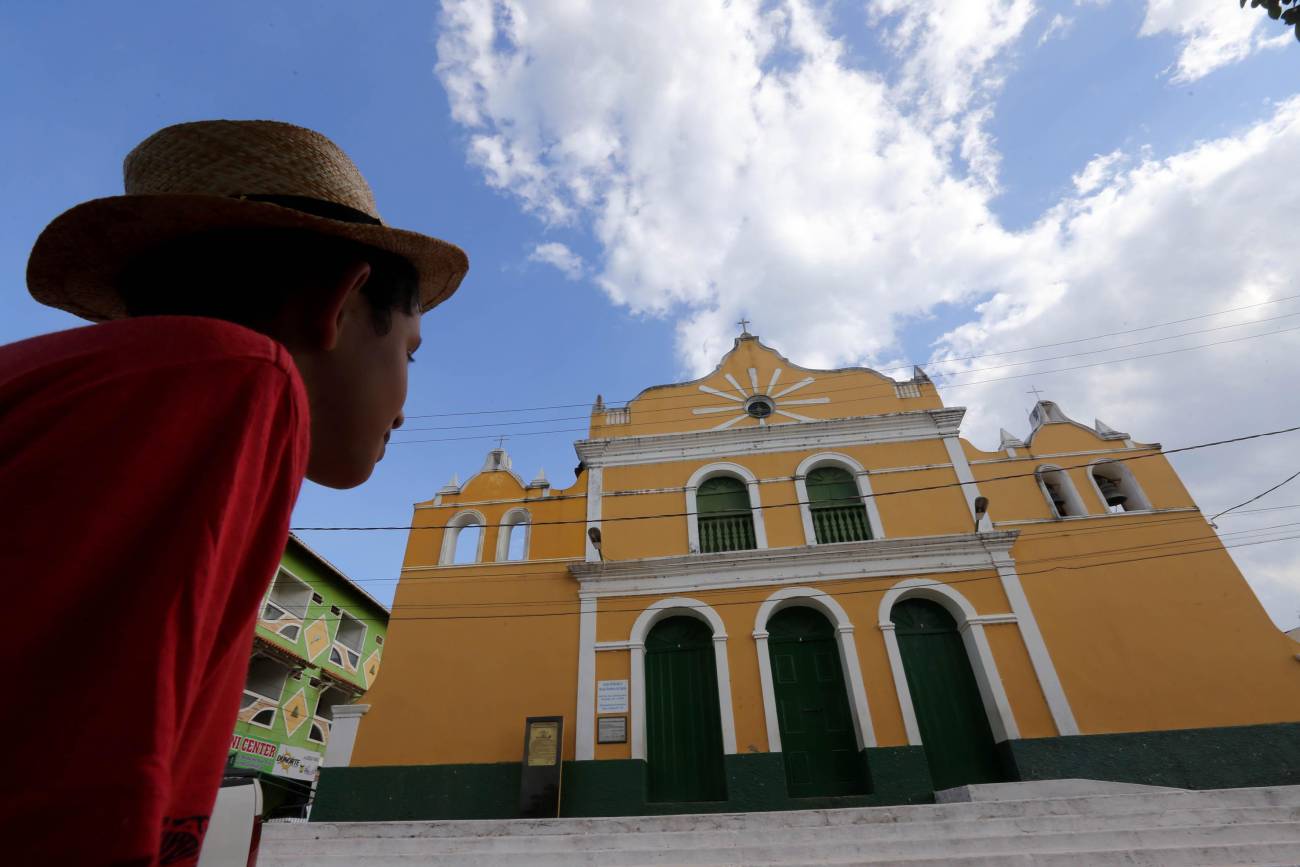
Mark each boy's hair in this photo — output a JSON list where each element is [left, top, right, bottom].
[[118, 227, 420, 335]]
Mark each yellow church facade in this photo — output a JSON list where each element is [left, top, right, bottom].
[[313, 334, 1300, 821]]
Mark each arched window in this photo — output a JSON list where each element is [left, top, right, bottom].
[[807, 466, 872, 544], [1036, 466, 1086, 518], [496, 509, 531, 561], [1090, 460, 1151, 513], [697, 475, 756, 553], [439, 510, 486, 565]]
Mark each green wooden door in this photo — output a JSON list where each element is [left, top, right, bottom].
[[768, 607, 867, 797], [891, 599, 1004, 791], [645, 617, 728, 802]]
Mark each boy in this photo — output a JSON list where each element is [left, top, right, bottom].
[[0, 119, 468, 864]]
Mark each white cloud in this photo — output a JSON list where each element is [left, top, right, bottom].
[[1140, 0, 1286, 82], [528, 241, 584, 279], [1038, 13, 1074, 46], [436, 1, 1300, 625]]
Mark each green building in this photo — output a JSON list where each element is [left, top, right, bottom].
[[228, 533, 389, 817]]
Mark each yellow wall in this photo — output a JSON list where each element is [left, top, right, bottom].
[[352, 339, 1300, 769]]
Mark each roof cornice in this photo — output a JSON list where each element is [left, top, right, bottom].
[[575, 407, 967, 468]]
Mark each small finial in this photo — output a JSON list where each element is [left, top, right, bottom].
[[593, 393, 606, 413]]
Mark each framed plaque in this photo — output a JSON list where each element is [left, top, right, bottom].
[[519, 716, 564, 818], [597, 715, 627, 744]]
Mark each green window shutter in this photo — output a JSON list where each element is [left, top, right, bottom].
[[697, 476, 757, 553], [807, 467, 871, 544]]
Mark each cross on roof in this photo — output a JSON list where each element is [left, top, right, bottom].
[[737, 317, 752, 335], [496, 435, 508, 450], [1027, 385, 1045, 402]]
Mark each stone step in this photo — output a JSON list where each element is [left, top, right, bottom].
[[276, 785, 1300, 841], [264, 806, 1300, 856], [259, 819, 1300, 866]]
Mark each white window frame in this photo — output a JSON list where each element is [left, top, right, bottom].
[[332, 608, 367, 671], [262, 567, 313, 623], [243, 654, 290, 729], [684, 462, 768, 553], [1087, 459, 1152, 513], [793, 452, 885, 545], [439, 509, 487, 565], [495, 507, 532, 561], [1035, 465, 1088, 518]]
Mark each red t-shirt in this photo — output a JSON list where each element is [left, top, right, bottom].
[[0, 316, 310, 865]]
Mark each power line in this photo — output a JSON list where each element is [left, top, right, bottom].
[[389, 322, 1300, 443], [293, 422, 1300, 532], [1209, 469, 1300, 524], [400, 294, 1300, 420], [281, 531, 1300, 624], [393, 309, 1300, 433]]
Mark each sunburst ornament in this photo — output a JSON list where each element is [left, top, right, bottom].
[[692, 365, 830, 430]]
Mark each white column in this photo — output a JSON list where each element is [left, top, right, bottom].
[[943, 436, 992, 531], [835, 625, 877, 748], [321, 703, 370, 768], [995, 561, 1079, 736], [629, 641, 647, 760], [753, 630, 782, 752], [575, 596, 598, 760], [879, 623, 922, 745], [585, 466, 603, 562], [712, 635, 738, 754]]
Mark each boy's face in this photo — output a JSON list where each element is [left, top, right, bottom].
[[298, 281, 421, 489]]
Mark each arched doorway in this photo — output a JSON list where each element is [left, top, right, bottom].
[[891, 598, 1004, 791], [645, 616, 727, 802], [768, 607, 868, 797]]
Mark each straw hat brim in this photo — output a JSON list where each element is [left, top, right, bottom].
[[27, 193, 469, 322]]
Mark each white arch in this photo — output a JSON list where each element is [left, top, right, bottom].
[[627, 597, 737, 760], [793, 452, 885, 545], [438, 509, 487, 565], [751, 586, 875, 752], [1087, 459, 1152, 512], [494, 507, 532, 561], [1035, 465, 1088, 518], [877, 578, 1019, 745], [684, 462, 768, 553]]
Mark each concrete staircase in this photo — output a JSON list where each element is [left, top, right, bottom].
[[261, 784, 1300, 865]]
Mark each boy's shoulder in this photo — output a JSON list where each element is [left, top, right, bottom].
[[0, 315, 299, 395]]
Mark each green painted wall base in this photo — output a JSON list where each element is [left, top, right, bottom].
[[311, 723, 1300, 822], [1004, 722, 1300, 790]]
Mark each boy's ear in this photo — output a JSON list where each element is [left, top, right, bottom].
[[311, 261, 372, 351]]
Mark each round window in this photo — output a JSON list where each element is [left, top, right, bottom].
[[744, 395, 775, 419]]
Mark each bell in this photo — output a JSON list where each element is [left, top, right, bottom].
[[1049, 492, 1068, 515], [1097, 476, 1127, 507]]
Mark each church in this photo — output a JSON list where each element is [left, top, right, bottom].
[[311, 331, 1300, 821]]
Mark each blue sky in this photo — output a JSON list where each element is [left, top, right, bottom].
[[3, 1, 1298, 624]]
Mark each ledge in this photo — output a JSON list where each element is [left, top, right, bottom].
[[570, 531, 1018, 598]]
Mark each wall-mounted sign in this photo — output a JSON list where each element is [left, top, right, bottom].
[[597, 715, 628, 744], [597, 679, 629, 714], [228, 734, 322, 781]]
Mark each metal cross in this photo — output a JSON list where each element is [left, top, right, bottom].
[[737, 317, 752, 334], [1026, 385, 1045, 402], [496, 435, 508, 450]]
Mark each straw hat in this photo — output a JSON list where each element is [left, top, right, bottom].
[[27, 119, 469, 322]]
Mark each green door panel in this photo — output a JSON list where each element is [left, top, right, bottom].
[[767, 607, 868, 797], [892, 599, 1004, 792], [645, 617, 728, 802]]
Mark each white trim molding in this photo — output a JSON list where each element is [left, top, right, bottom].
[[943, 436, 993, 532], [685, 461, 768, 553], [438, 509, 487, 565], [793, 452, 886, 544], [494, 507, 532, 562], [575, 408, 967, 468], [985, 552, 1079, 736], [585, 466, 603, 563], [627, 597, 738, 761], [570, 531, 1019, 599], [752, 587, 876, 752], [878, 578, 1020, 744], [575, 597, 598, 761]]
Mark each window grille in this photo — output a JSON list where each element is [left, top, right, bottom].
[[697, 476, 757, 553], [807, 466, 872, 543]]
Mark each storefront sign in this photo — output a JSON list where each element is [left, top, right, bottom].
[[597, 679, 629, 713], [228, 734, 321, 781]]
